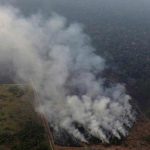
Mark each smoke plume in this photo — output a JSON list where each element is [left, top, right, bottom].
[[0, 6, 135, 143]]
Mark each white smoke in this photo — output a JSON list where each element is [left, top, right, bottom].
[[0, 6, 136, 143]]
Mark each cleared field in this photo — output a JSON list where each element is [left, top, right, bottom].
[[0, 84, 50, 150]]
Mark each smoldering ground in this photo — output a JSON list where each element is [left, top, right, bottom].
[[0, 5, 136, 143]]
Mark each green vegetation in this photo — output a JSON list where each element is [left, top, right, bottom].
[[11, 121, 49, 150], [0, 84, 50, 150], [8, 85, 25, 97], [0, 132, 14, 144]]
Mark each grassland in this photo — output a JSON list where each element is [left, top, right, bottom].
[[0, 84, 50, 150]]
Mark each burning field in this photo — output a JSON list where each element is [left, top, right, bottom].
[[0, 5, 137, 145], [0, 0, 150, 149], [0, 84, 149, 150]]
